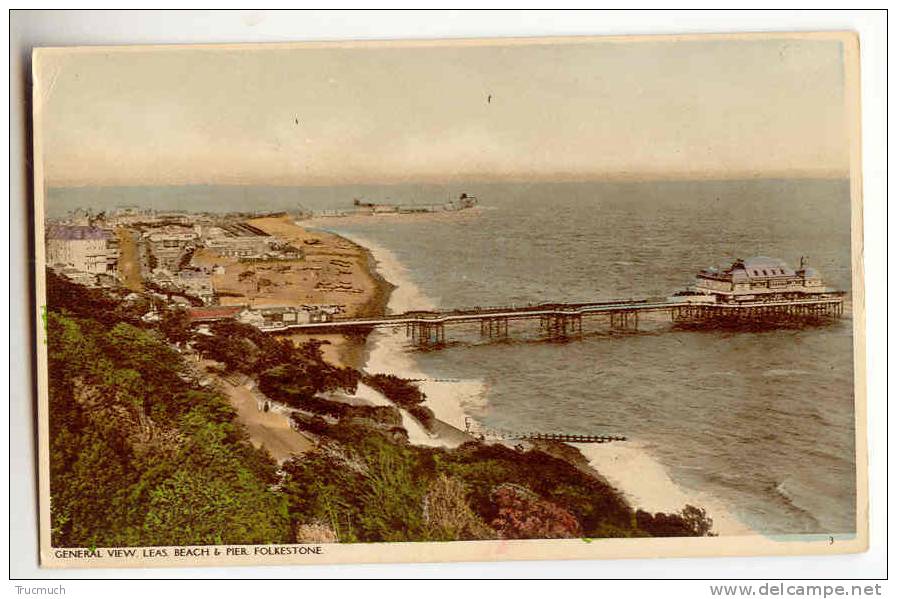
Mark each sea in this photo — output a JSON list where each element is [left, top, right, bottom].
[[47, 178, 857, 537]]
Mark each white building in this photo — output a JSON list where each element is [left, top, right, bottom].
[[691, 256, 829, 301], [237, 304, 343, 331], [45, 225, 118, 273], [200, 223, 273, 258]]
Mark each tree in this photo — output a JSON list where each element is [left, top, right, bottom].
[[679, 505, 715, 537], [634, 505, 715, 537], [143, 463, 290, 545], [157, 307, 194, 345], [45, 308, 292, 547]]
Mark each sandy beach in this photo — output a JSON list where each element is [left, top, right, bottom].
[[192, 214, 391, 368], [193, 214, 387, 316]]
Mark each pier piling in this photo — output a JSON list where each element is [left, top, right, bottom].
[[480, 317, 509, 339], [408, 322, 446, 346], [609, 310, 638, 331], [540, 313, 583, 340]]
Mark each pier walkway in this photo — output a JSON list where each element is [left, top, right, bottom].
[[261, 294, 845, 345]]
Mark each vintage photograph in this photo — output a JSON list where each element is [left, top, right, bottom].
[[32, 32, 865, 567]]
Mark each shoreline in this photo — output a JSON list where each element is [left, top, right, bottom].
[[339, 236, 395, 369], [572, 442, 751, 536], [319, 229, 476, 447], [317, 229, 487, 431]]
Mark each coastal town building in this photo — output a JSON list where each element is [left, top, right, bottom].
[[144, 225, 199, 270], [691, 256, 831, 301], [174, 269, 215, 304], [237, 305, 343, 330], [45, 225, 119, 274], [200, 223, 273, 258], [106, 206, 159, 226], [268, 243, 304, 261], [186, 305, 245, 323], [204, 236, 271, 257], [184, 304, 342, 330], [146, 267, 215, 305]]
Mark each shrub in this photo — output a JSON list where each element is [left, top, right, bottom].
[[258, 365, 351, 418], [488, 483, 582, 539], [279, 436, 435, 543], [291, 413, 331, 436], [46, 310, 291, 547], [342, 404, 403, 427], [295, 521, 338, 544], [635, 505, 715, 537], [424, 474, 496, 541], [45, 269, 146, 327], [407, 404, 436, 430], [441, 442, 634, 537], [362, 374, 426, 409]]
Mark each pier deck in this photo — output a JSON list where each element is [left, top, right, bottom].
[[259, 294, 845, 345]]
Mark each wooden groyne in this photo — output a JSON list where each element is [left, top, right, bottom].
[[464, 419, 626, 444], [508, 432, 627, 444]]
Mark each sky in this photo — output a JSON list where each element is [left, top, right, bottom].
[[34, 35, 853, 187]]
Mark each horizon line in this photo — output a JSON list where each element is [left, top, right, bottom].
[[46, 169, 850, 190]]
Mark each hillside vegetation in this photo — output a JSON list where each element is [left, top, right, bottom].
[[45, 270, 713, 546]]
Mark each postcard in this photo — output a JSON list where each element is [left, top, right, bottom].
[[31, 31, 866, 568]]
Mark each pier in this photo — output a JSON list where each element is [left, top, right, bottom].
[[262, 294, 845, 346], [237, 256, 846, 346]]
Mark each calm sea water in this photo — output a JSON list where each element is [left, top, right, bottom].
[[48, 179, 856, 535]]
